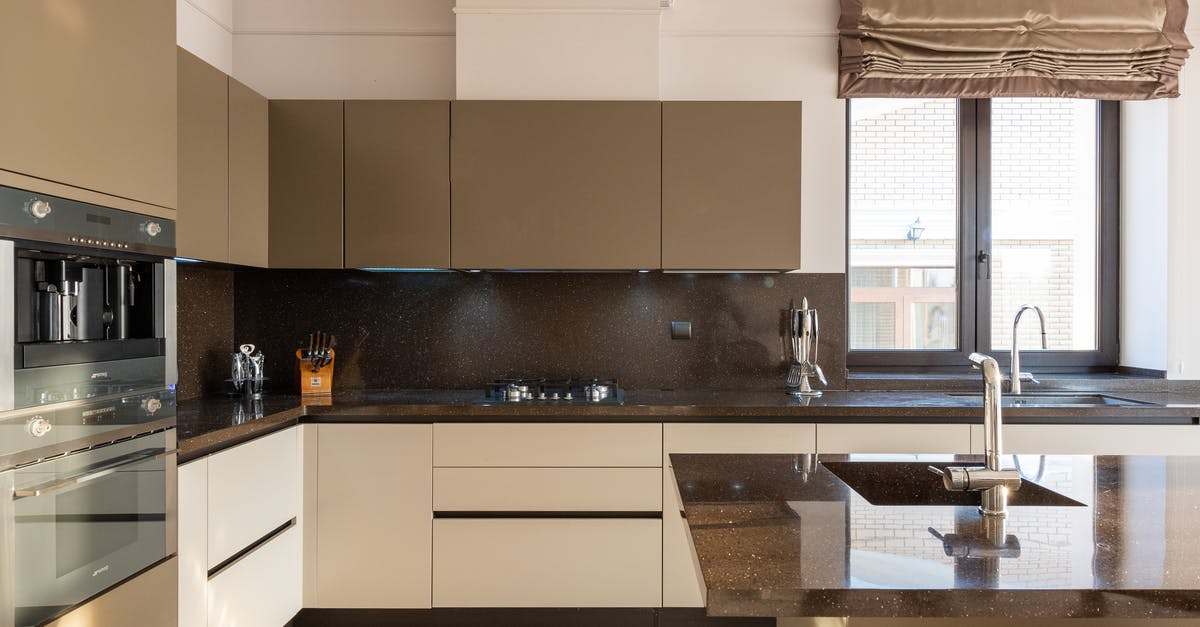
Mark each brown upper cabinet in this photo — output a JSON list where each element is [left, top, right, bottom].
[[450, 101, 661, 270], [344, 101, 450, 269], [228, 78, 270, 268], [269, 101, 344, 269], [662, 102, 803, 271], [177, 49, 230, 263], [0, 0, 177, 212], [177, 50, 270, 267]]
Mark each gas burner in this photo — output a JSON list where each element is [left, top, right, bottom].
[[482, 377, 623, 405]]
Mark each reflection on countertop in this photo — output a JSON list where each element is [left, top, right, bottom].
[[670, 452, 1200, 619], [176, 387, 1200, 463]]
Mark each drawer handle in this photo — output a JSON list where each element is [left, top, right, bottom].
[[14, 448, 178, 499]]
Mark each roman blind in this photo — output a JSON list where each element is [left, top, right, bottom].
[[838, 0, 1192, 99]]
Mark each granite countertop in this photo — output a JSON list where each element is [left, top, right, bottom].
[[670, 452, 1200, 619], [176, 388, 1200, 463]]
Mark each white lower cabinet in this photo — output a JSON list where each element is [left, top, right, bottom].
[[208, 525, 302, 627], [207, 427, 301, 568], [177, 426, 303, 627], [972, 423, 1200, 455], [817, 423, 972, 454], [312, 423, 433, 608], [662, 423, 817, 608], [432, 422, 664, 608], [433, 518, 662, 608], [177, 459, 208, 627]]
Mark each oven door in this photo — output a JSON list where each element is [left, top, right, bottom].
[[7, 429, 176, 627]]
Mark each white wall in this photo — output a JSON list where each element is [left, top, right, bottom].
[[1120, 100, 1169, 372], [177, 0, 234, 73], [660, 0, 844, 274], [232, 0, 455, 99], [1166, 60, 1200, 379], [456, 0, 661, 100]]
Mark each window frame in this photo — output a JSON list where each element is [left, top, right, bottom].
[[846, 99, 1120, 372]]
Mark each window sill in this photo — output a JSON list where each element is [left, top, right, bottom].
[[847, 369, 1169, 394]]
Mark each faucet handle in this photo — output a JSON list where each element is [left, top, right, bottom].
[[928, 466, 970, 491], [1017, 372, 1039, 385]]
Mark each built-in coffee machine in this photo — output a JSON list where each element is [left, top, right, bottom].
[[1, 185, 176, 411]]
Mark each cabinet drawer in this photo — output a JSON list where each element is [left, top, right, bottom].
[[434, 467, 661, 512], [433, 518, 662, 607], [208, 525, 302, 627], [817, 423, 971, 454], [207, 428, 300, 568], [974, 424, 1200, 455], [434, 423, 661, 467]]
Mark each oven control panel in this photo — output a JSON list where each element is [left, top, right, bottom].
[[0, 184, 175, 256]]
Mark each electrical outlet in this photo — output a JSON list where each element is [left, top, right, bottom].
[[670, 321, 692, 340]]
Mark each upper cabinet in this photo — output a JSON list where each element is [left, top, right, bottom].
[[269, 101, 344, 269], [450, 101, 661, 270], [661, 102, 803, 271], [0, 0, 177, 211], [178, 49, 229, 262], [228, 78, 270, 268], [344, 101, 450, 269], [177, 50, 270, 266]]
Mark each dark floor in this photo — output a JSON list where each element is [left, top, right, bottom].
[[291, 608, 774, 627]]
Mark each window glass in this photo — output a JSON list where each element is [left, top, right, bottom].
[[990, 99, 1098, 351], [848, 99, 959, 350]]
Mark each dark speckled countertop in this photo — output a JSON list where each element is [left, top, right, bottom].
[[176, 388, 1200, 463], [670, 452, 1200, 619]]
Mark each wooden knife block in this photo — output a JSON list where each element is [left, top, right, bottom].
[[296, 349, 335, 396]]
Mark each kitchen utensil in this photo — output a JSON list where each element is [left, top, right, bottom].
[[786, 297, 825, 397]]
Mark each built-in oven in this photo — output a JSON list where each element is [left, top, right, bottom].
[[0, 387, 177, 627], [0, 184, 177, 411]]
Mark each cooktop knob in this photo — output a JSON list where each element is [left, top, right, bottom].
[[26, 199, 52, 220], [142, 398, 163, 414], [26, 416, 52, 437], [142, 221, 162, 237]]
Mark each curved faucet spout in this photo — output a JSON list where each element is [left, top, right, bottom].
[[1011, 305, 1048, 394]]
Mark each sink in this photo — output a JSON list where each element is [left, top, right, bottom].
[[946, 393, 1152, 407], [821, 461, 1086, 507]]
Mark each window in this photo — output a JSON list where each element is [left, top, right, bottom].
[[847, 99, 1118, 370]]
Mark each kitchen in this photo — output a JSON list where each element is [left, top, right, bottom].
[[2, 0, 1200, 626]]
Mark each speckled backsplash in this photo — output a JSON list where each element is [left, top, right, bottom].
[[176, 265, 236, 399], [177, 269, 847, 394]]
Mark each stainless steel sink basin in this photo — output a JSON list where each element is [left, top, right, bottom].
[[821, 461, 1086, 507], [946, 393, 1152, 407]]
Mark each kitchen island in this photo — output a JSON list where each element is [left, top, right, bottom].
[[670, 452, 1200, 621]]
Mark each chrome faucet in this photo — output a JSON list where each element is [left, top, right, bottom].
[[1010, 305, 1047, 395], [929, 353, 1022, 516]]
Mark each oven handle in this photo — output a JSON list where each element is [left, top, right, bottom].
[[13, 447, 178, 499]]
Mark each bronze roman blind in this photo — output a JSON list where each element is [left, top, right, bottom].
[[838, 0, 1192, 99]]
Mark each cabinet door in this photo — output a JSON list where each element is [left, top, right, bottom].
[[433, 518, 662, 608], [207, 428, 300, 569], [178, 460, 207, 627], [345, 101, 450, 269], [177, 48, 229, 263], [662, 102, 803, 270], [450, 101, 661, 270], [0, 0, 177, 210], [817, 423, 971, 454], [269, 101, 343, 268], [208, 525, 302, 627], [662, 423, 817, 608], [228, 77, 270, 268], [315, 424, 433, 608]]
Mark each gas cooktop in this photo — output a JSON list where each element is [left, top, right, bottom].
[[482, 378, 624, 404]]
